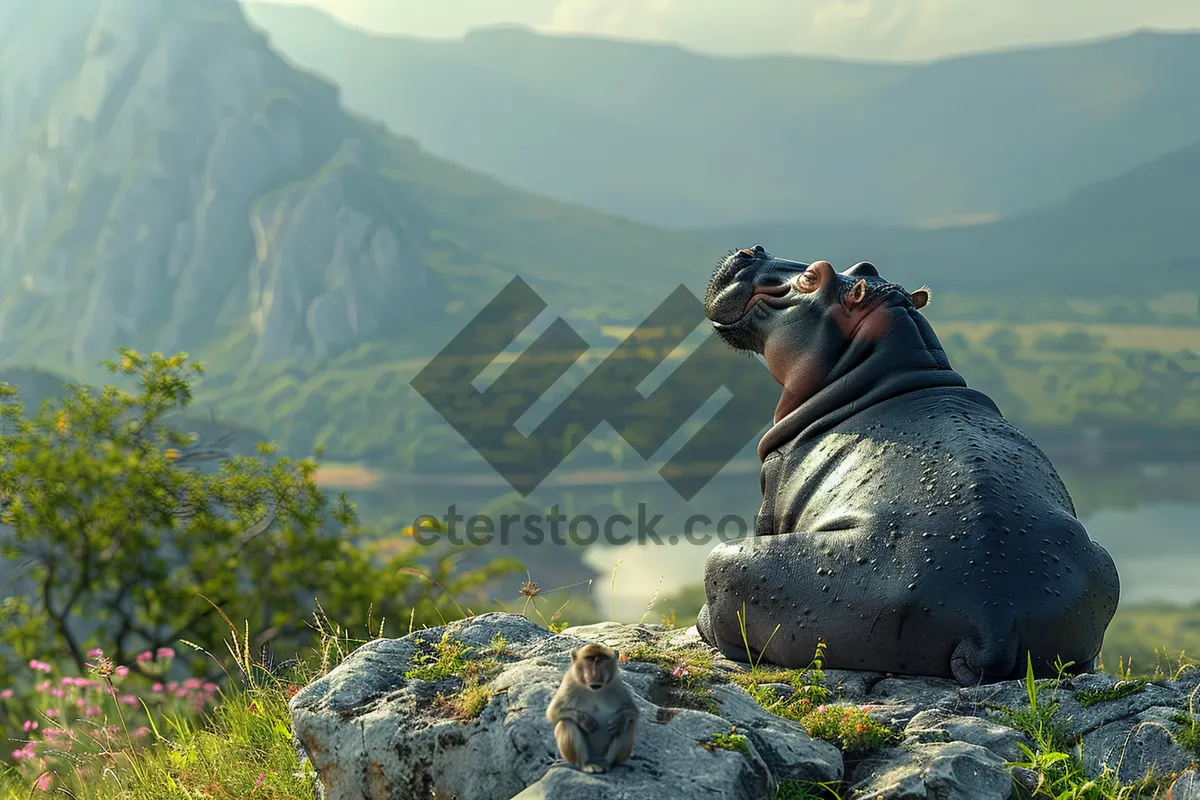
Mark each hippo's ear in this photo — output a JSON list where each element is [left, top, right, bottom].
[[909, 285, 931, 309], [844, 278, 868, 307], [844, 261, 879, 278]]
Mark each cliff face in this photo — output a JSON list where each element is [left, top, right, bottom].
[[0, 0, 443, 368]]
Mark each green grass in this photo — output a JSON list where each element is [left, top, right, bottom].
[[0, 641, 323, 798], [700, 729, 749, 757], [3, 686, 318, 799], [1075, 679, 1146, 708], [405, 630, 506, 719], [1099, 603, 1200, 676], [772, 780, 845, 800]]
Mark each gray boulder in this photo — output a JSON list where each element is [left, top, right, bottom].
[[289, 613, 842, 800], [1080, 707, 1196, 783], [905, 709, 1033, 762], [289, 614, 1200, 799], [849, 741, 1014, 800], [1171, 768, 1200, 800]]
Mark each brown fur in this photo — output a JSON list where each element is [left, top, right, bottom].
[[545, 643, 639, 773]]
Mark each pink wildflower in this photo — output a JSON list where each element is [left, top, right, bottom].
[[84, 705, 101, 718], [132, 727, 150, 738], [114, 666, 130, 678], [34, 773, 51, 791], [136, 651, 154, 663], [45, 709, 60, 718], [51, 688, 65, 698], [255, 773, 266, 787], [152, 683, 164, 693], [0, 689, 12, 700], [22, 719, 38, 732], [156, 647, 175, 660], [86, 648, 104, 659], [817, 705, 827, 713], [120, 695, 138, 707]]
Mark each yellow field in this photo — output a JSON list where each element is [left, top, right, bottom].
[[315, 463, 384, 489], [934, 321, 1200, 352]]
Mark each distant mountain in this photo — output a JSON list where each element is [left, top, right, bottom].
[[244, 3, 1200, 228], [1, 0, 1196, 481], [0, 0, 714, 377], [695, 137, 1200, 297]]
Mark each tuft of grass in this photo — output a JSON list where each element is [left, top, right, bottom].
[[623, 643, 715, 680], [701, 728, 749, 757], [772, 780, 846, 800], [406, 629, 503, 720], [433, 683, 494, 720], [1171, 680, 1200, 758], [727, 640, 892, 756], [793, 704, 895, 755], [623, 642, 719, 713], [998, 654, 1187, 799], [1008, 744, 1173, 800], [993, 654, 1075, 753], [0, 607, 357, 798], [1076, 679, 1145, 708]]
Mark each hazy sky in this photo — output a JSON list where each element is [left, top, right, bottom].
[[255, 0, 1200, 60]]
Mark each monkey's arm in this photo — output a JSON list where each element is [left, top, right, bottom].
[[606, 687, 640, 734], [546, 692, 599, 732], [606, 703, 639, 734]]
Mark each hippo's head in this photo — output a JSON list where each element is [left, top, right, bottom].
[[705, 245, 931, 420]]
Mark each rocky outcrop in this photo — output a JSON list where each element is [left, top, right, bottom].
[[289, 613, 1200, 800], [0, 0, 439, 367]]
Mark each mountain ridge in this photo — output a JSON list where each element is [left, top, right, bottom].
[[244, 3, 1200, 228], [243, 3, 1200, 67], [0, 0, 714, 378]]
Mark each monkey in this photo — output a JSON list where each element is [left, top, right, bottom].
[[545, 643, 639, 773]]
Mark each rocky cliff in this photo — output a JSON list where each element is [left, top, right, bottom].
[[290, 613, 1200, 800], [0, 0, 705, 377]]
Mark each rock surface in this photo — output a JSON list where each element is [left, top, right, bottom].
[[290, 615, 1200, 800]]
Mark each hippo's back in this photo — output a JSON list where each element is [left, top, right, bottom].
[[764, 385, 1120, 678]]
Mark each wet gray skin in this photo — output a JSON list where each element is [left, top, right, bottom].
[[696, 246, 1120, 685]]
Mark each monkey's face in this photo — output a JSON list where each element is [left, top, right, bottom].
[[571, 645, 619, 690]]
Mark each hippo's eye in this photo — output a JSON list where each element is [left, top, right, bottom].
[[794, 269, 819, 293]]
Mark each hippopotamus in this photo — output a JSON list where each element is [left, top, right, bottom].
[[696, 246, 1120, 685]]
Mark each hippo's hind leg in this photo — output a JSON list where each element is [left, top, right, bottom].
[[696, 600, 753, 663], [698, 538, 819, 668]]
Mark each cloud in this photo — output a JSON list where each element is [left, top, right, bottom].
[[544, 0, 677, 39], [271, 0, 1200, 60]]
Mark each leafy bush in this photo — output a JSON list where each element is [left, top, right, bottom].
[[0, 349, 519, 751]]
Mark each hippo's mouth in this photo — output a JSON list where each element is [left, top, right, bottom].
[[712, 281, 793, 329]]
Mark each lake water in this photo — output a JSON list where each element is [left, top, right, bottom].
[[583, 499, 1200, 620], [357, 456, 1200, 622]]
